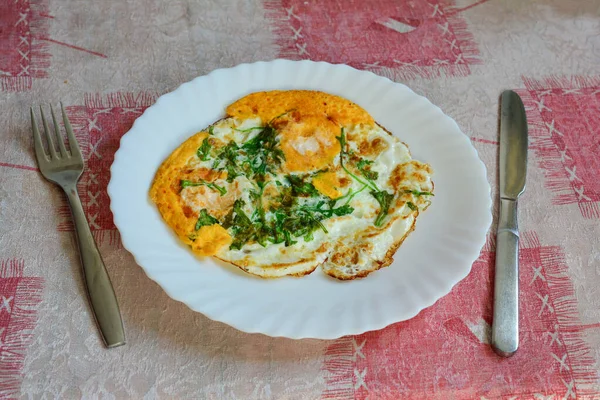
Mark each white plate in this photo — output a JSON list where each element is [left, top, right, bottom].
[[108, 60, 492, 339]]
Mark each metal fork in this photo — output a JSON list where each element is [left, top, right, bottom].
[[31, 104, 126, 348]]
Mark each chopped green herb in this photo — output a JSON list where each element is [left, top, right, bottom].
[[271, 208, 290, 245], [371, 190, 394, 227], [180, 179, 227, 196], [211, 124, 286, 182], [299, 201, 354, 220], [334, 184, 368, 206], [276, 186, 294, 208], [207, 182, 227, 196], [336, 128, 377, 191], [197, 138, 211, 161], [357, 158, 379, 181], [216, 141, 241, 182], [249, 181, 270, 246], [277, 209, 327, 242], [180, 180, 200, 189], [208, 125, 215, 135], [280, 225, 297, 246], [279, 201, 354, 244], [406, 201, 417, 211], [404, 189, 434, 197], [220, 208, 235, 229], [225, 190, 355, 250], [269, 109, 296, 124], [286, 174, 319, 197], [337, 128, 396, 226], [242, 125, 285, 177], [195, 209, 219, 230], [229, 200, 255, 250]]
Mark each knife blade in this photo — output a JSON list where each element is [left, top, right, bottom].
[[492, 90, 528, 357]]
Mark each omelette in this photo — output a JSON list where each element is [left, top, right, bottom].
[[150, 90, 433, 279]]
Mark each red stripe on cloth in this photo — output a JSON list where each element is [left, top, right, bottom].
[[0, 259, 44, 398], [0, 162, 39, 171], [39, 37, 108, 58], [447, 0, 491, 15], [470, 137, 499, 145]]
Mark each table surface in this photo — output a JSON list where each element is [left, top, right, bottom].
[[1, 0, 599, 398]]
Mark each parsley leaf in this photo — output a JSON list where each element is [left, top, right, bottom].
[[220, 208, 235, 229], [229, 200, 255, 250], [278, 208, 329, 241], [272, 208, 296, 246], [216, 141, 241, 182], [206, 182, 227, 196], [242, 126, 285, 177], [404, 189, 434, 197], [286, 174, 319, 197], [269, 109, 296, 124], [180, 179, 227, 196], [335, 184, 367, 206], [357, 158, 379, 181], [197, 138, 211, 161], [180, 180, 200, 189], [286, 201, 354, 242], [195, 209, 218, 230], [299, 201, 354, 220], [336, 128, 377, 191], [371, 190, 394, 227], [277, 186, 294, 208], [406, 201, 417, 211], [249, 181, 270, 247]]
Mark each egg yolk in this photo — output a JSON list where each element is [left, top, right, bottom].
[[190, 224, 232, 256], [312, 171, 343, 199], [278, 115, 341, 173]]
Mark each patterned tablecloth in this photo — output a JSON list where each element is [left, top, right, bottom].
[[1, 0, 599, 398]]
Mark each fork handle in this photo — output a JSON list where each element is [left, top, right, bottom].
[[64, 184, 126, 348]]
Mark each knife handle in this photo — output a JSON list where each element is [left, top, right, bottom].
[[492, 198, 519, 357]]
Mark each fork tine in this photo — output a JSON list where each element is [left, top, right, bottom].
[[50, 105, 69, 158], [39, 106, 57, 159], [30, 107, 48, 163], [61, 103, 82, 159]]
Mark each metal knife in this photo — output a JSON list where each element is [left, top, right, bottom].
[[492, 90, 528, 357]]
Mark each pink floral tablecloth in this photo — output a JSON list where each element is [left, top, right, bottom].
[[1, 0, 599, 398]]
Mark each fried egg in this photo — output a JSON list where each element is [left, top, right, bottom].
[[150, 90, 433, 279]]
